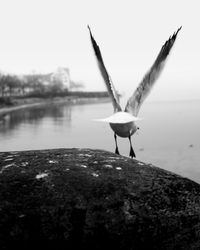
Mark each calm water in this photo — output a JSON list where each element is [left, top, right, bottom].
[[0, 100, 200, 183]]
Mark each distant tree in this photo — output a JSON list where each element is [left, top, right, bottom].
[[5, 75, 20, 96], [18, 77, 28, 96], [25, 75, 45, 94], [48, 78, 64, 94], [0, 74, 20, 96], [0, 75, 7, 97]]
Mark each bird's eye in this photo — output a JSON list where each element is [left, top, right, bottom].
[[137, 127, 140, 130]]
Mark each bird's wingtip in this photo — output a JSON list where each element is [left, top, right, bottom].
[[87, 25, 92, 34], [169, 26, 182, 41], [176, 26, 182, 35]]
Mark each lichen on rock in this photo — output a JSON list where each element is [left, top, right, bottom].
[[0, 148, 200, 249]]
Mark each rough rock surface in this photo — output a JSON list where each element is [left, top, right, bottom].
[[0, 148, 200, 250]]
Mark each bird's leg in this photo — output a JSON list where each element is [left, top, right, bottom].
[[114, 133, 120, 155], [128, 135, 136, 158]]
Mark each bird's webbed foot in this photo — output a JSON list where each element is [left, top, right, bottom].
[[115, 146, 120, 155], [129, 145, 136, 158], [114, 133, 120, 155], [129, 135, 136, 158]]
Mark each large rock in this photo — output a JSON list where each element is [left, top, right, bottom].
[[0, 148, 200, 249]]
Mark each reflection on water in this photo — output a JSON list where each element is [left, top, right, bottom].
[[0, 103, 72, 136], [0, 100, 200, 183], [0, 101, 113, 152]]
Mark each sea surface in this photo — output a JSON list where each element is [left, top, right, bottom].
[[0, 99, 200, 183]]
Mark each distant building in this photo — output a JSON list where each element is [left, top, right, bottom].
[[1, 67, 84, 97], [51, 67, 71, 88], [20, 67, 71, 92]]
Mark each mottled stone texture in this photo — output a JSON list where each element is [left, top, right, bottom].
[[0, 148, 200, 250]]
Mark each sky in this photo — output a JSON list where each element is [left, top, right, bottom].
[[0, 0, 200, 102]]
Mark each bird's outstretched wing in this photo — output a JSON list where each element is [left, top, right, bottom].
[[88, 26, 121, 112], [125, 27, 182, 116]]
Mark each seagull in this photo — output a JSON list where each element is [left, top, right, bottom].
[[88, 26, 182, 158]]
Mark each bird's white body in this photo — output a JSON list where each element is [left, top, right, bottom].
[[94, 111, 140, 137], [109, 120, 137, 138], [94, 111, 141, 123]]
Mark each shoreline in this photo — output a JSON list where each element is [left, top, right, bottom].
[[0, 96, 110, 116]]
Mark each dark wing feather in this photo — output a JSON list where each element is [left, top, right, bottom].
[[88, 26, 121, 112], [125, 26, 182, 116]]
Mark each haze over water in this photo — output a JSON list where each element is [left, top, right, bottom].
[[0, 99, 199, 183]]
